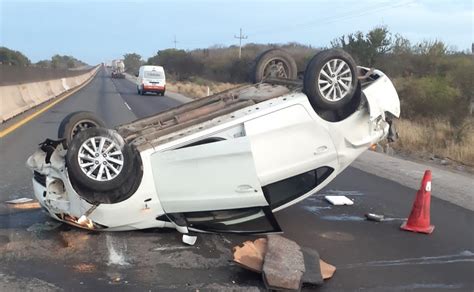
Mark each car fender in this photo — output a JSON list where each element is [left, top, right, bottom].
[[362, 70, 400, 120]]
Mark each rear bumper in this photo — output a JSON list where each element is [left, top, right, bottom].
[[143, 85, 165, 92]]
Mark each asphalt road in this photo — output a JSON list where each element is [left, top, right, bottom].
[[0, 68, 473, 291]]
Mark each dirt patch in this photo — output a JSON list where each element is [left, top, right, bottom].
[[167, 80, 242, 99], [0, 235, 10, 247]]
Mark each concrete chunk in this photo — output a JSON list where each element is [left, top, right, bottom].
[[262, 235, 305, 291], [301, 248, 323, 285]]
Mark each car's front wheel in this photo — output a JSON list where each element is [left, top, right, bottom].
[[66, 128, 136, 193]]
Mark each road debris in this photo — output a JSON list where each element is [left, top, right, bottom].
[[325, 195, 354, 206], [365, 213, 385, 222], [232, 235, 336, 291], [182, 234, 197, 246], [232, 238, 267, 272], [5, 201, 41, 210], [263, 235, 305, 290], [319, 259, 336, 279], [5, 197, 34, 204], [5, 198, 41, 210], [301, 247, 323, 285]]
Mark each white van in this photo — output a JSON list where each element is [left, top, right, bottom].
[[137, 65, 166, 96]]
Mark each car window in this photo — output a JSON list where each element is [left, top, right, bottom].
[[145, 71, 163, 78], [262, 166, 334, 209]]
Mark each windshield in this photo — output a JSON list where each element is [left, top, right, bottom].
[[144, 71, 164, 79]]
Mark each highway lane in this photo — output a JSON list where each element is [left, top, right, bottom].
[[111, 75, 182, 118], [0, 69, 473, 291], [0, 68, 183, 199]]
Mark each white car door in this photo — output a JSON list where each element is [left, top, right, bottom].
[[150, 136, 280, 233], [245, 104, 338, 209]]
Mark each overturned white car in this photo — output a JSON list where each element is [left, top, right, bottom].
[[27, 49, 400, 236]]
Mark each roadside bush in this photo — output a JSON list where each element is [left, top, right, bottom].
[[228, 57, 253, 82], [397, 76, 467, 125], [147, 49, 204, 80]]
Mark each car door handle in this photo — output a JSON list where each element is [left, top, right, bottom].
[[236, 185, 256, 193]]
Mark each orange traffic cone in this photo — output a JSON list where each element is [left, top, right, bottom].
[[401, 170, 435, 234]]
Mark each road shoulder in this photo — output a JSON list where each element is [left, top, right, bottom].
[[353, 150, 474, 211]]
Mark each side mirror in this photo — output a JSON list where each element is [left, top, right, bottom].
[[135, 73, 139, 77]]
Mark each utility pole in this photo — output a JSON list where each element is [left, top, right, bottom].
[[173, 35, 178, 49], [234, 28, 248, 59]]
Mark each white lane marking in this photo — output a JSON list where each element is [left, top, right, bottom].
[[342, 250, 474, 269], [124, 102, 132, 111], [153, 246, 193, 251]]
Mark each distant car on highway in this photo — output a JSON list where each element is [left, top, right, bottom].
[[137, 65, 166, 96], [27, 49, 400, 236]]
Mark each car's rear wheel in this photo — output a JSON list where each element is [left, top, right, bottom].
[[303, 49, 358, 111], [253, 49, 297, 83], [66, 128, 136, 193], [58, 111, 106, 145]]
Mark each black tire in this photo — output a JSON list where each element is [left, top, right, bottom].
[[303, 49, 358, 111], [253, 49, 297, 83], [66, 128, 136, 193], [58, 111, 106, 145]]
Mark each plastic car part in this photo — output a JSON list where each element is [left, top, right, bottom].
[[253, 49, 298, 83], [58, 111, 106, 145], [304, 49, 358, 111]]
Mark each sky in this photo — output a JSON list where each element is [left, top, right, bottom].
[[0, 0, 472, 64]]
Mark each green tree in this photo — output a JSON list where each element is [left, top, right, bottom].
[[123, 53, 143, 74], [0, 47, 31, 66], [147, 49, 203, 80], [50, 54, 86, 69], [391, 34, 412, 55], [412, 40, 448, 76], [331, 26, 392, 66], [35, 60, 51, 68]]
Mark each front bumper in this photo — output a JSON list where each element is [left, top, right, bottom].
[[27, 141, 169, 231]]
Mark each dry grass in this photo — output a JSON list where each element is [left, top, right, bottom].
[[167, 80, 242, 99], [393, 118, 474, 166]]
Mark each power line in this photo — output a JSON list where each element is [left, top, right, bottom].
[[246, 0, 414, 38], [234, 28, 248, 59]]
